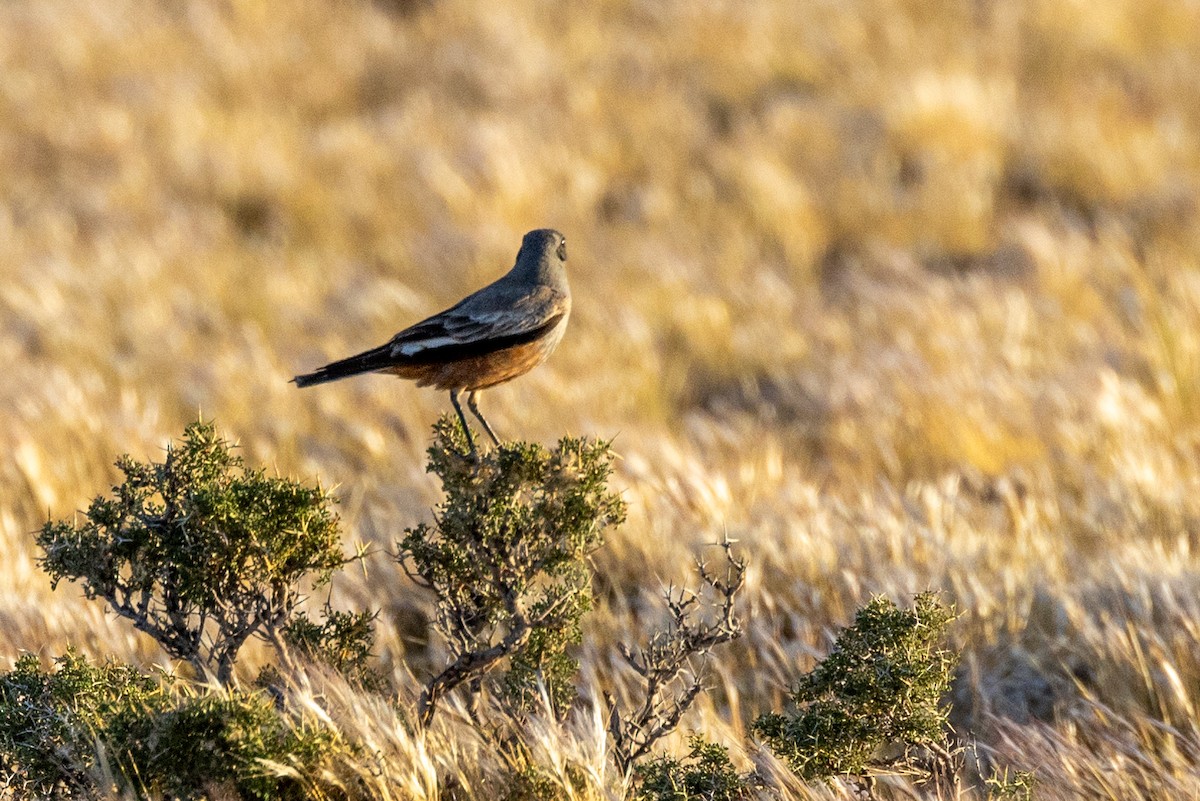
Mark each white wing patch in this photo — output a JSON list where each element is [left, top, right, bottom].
[[460, 311, 507, 325], [396, 336, 459, 356]]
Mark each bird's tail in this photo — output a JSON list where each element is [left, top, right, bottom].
[[292, 343, 395, 387]]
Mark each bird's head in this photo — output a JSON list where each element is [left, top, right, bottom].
[[513, 228, 569, 288], [521, 228, 567, 263]]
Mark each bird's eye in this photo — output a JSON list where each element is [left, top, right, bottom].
[[556, 240, 567, 261]]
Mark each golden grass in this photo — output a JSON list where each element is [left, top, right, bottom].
[[4, 0, 1200, 796]]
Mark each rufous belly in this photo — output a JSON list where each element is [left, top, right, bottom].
[[382, 317, 567, 392]]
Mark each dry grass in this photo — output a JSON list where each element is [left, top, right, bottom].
[[4, 0, 1200, 797]]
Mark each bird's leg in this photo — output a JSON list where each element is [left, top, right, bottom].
[[466, 390, 501, 447], [449, 389, 477, 458]]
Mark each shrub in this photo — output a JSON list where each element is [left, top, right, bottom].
[[278, 604, 385, 692], [499, 766, 564, 801], [752, 593, 958, 785], [986, 768, 1037, 800], [634, 736, 754, 801], [0, 650, 341, 801], [37, 420, 347, 684], [0, 649, 165, 798], [397, 418, 626, 726], [114, 685, 340, 801]]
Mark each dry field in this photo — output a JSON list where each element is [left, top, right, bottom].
[[4, 0, 1200, 797]]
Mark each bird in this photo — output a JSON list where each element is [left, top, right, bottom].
[[293, 228, 571, 457]]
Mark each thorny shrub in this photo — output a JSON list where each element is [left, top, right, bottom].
[[397, 417, 626, 726], [609, 538, 745, 777], [37, 421, 349, 685], [277, 604, 385, 692], [634, 736, 755, 801], [753, 594, 958, 787], [0, 650, 342, 801]]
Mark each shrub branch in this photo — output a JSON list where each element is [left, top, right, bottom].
[[609, 537, 746, 776]]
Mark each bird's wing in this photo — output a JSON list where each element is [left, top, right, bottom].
[[386, 284, 569, 363]]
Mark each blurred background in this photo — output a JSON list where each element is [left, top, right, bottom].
[[4, 0, 1200, 793]]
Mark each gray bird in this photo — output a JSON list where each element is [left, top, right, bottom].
[[293, 229, 570, 456]]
